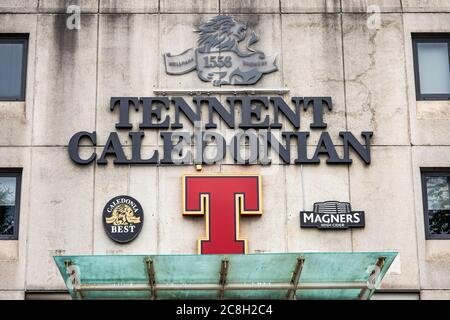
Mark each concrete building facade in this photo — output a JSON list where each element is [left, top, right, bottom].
[[0, 0, 450, 300]]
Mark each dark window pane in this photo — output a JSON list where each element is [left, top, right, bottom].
[[426, 176, 450, 235], [0, 42, 25, 99], [428, 210, 450, 235], [0, 206, 15, 235], [417, 42, 450, 95], [0, 176, 16, 236]]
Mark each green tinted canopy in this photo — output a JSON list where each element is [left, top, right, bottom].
[[54, 252, 397, 300]]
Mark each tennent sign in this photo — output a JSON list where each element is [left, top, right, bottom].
[[182, 174, 262, 254], [68, 96, 373, 166]]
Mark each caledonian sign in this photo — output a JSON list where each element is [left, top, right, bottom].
[[68, 96, 373, 166]]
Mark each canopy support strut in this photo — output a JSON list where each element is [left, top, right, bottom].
[[146, 259, 157, 300], [287, 257, 305, 300], [65, 260, 83, 300], [358, 256, 386, 300], [219, 259, 229, 300]]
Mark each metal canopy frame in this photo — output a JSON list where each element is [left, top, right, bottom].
[[59, 253, 392, 300]]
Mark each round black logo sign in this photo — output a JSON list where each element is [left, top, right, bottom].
[[102, 195, 144, 243]]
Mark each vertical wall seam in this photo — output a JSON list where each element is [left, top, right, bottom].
[[300, 164, 305, 214], [156, 166, 160, 254], [408, 145, 421, 290], [24, 12, 40, 292], [92, 4, 100, 254], [283, 165, 289, 252], [340, 17, 348, 131], [339, 11, 353, 251], [400, 10, 422, 290], [280, 2, 287, 253], [401, 19, 413, 149], [156, 5, 161, 254], [279, 1, 285, 88]]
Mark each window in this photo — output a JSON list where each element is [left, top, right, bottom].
[[0, 170, 22, 240], [0, 35, 28, 101], [421, 170, 450, 239], [413, 34, 450, 100]]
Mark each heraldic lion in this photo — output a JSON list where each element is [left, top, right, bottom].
[[197, 15, 247, 53], [105, 204, 141, 226]]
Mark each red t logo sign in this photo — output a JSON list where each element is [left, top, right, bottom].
[[182, 174, 263, 254]]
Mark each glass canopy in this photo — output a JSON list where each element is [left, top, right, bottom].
[[54, 252, 397, 300]]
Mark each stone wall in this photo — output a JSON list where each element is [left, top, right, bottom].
[[0, 0, 449, 299]]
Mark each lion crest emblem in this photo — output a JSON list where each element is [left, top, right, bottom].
[[105, 203, 141, 226], [164, 15, 278, 86]]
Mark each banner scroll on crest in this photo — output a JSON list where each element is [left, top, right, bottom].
[[164, 49, 278, 86]]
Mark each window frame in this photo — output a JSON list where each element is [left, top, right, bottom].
[[421, 168, 450, 240], [0, 169, 22, 240], [0, 34, 29, 102], [412, 33, 450, 101]]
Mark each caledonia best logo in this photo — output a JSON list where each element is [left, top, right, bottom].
[[103, 195, 144, 243]]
